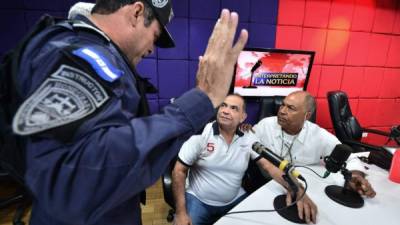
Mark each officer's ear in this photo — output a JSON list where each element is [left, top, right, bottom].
[[127, 1, 145, 26]]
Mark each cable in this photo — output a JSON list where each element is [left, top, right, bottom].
[[225, 178, 308, 215], [294, 165, 325, 178]]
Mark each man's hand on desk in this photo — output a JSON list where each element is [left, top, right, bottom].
[[347, 171, 376, 198], [174, 212, 193, 225], [286, 190, 318, 224]]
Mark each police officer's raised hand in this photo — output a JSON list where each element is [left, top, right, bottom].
[[196, 9, 248, 108]]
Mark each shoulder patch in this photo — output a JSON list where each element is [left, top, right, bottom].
[[72, 46, 123, 82], [13, 65, 109, 135]]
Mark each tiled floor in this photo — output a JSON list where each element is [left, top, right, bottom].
[[0, 179, 172, 225], [142, 179, 173, 225]]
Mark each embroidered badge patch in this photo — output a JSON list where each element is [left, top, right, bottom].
[[13, 65, 109, 135]]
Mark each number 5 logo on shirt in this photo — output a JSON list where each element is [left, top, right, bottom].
[[207, 143, 215, 152]]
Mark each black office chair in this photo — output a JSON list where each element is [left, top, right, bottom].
[[0, 133, 31, 225], [161, 158, 176, 222], [326, 91, 397, 153], [0, 167, 31, 225]]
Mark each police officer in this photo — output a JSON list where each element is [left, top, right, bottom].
[[12, 0, 248, 224]]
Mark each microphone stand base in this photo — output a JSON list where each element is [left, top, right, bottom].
[[273, 194, 306, 224], [325, 185, 364, 208]]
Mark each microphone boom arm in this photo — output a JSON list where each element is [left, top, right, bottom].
[[282, 173, 299, 202]]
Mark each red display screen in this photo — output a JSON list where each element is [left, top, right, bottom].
[[231, 48, 315, 97]]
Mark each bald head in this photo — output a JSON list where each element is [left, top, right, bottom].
[[277, 91, 315, 135], [287, 91, 316, 115]]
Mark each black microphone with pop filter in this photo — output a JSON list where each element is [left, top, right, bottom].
[[324, 144, 364, 208], [323, 144, 352, 178]]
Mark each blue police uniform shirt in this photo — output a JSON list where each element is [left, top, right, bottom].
[[16, 15, 214, 225]]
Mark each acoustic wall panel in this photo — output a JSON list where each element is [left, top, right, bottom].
[[189, 0, 220, 19], [0, 11, 27, 53], [221, 0, 251, 22], [158, 18, 189, 59], [173, 0, 189, 18], [357, 99, 380, 127], [277, 0, 306, 26], [351, 0, 375, 32], [250, 0, 278, 24], [301, 28, 328, 64], [306, 65, 322, 97], [323, 30, 350, 65], [385, 35, 400, 67], [345, 31, 370, 66], [136, 58, 158, 99], [248, 23, 276, 48], [275, 25, 302, 49], [304, 0, 331, 28], [360, 67, 384, 98], [0, 0, 24, 9], [340, 66, 364, 98], [372, 0, 397, 34], [379, 68, 400, 98], [158, 60, 189, 99], [366, 33, 391, 66], [328, 0, 354, 30], [317, 66, 343, 98], [316, 98, 332, 129], [189, 19, 213, 60]]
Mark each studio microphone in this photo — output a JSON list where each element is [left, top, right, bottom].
[[324, 144, 364, 208], [252, 142, 304, 181], [250, 60, 262, 73], [323, 144, 352, 178]]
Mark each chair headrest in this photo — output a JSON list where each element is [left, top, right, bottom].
[[327, 91, 353, 120], [327, 91, 363, 141]]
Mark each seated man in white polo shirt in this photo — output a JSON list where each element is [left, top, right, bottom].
[[253, 91, 376, 197], [172, 94, 317, 225]]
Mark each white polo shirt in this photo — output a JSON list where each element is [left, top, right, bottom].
[[178, 122, 260, 206], [253, 116, 364, 171]]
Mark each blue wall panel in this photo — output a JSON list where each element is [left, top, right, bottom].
[[0, 0, 279, 124], [189, 0, 220, 19], [158, 18, 189, 59]]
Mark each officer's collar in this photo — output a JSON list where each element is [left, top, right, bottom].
[[74, 14, 96, 27], [212, 121, 244, 137], [69, 15, 111, 42], [72, 15, 139, 73]]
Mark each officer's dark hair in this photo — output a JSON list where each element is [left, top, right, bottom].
[[92, 0, 155, 27]]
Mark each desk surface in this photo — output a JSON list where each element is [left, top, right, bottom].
[[215, 163, 400, 225]]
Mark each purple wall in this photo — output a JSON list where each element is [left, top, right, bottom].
[[0, 0, 278, 123]]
